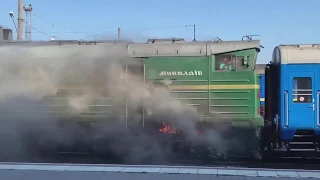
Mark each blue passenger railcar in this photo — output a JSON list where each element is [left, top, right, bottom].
[[259, 74, 265, 116], [262, 44, 320, 154], [259, 74, 265, 106]]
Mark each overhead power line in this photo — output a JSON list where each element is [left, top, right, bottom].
[[22, 19, 58, 39], [29, 13, 197, 39], [30, 25, 189, 34], [32, 13, 77, 34]]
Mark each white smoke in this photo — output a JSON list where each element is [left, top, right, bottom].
[[0, 41, 238, 163]]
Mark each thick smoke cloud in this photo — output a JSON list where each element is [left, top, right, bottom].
[[0, 42, 239, 163]]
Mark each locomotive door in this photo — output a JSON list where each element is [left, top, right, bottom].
[[288, 72, 315, 129]]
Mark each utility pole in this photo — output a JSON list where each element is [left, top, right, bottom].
[[192, 24, 195, 41], [118, 27, 121, 40], [17, 0, 23, 40], [186, 24, 196, 41]]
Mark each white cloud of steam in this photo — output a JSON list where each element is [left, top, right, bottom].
[[0, 42, 238, 163]]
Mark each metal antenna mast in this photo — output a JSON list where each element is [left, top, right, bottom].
[[23, 3, 33, 41]]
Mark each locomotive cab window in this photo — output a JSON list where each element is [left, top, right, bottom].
[[292, 77, 312, 103], [215, 54, 248, 71], [215, 55, 233, 71]]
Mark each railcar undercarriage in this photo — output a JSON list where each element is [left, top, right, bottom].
[[16, 118, 261, 163], [260, 124, 320, 160]]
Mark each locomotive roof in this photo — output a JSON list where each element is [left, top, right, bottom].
[[0, 40, 132, 46], [0, 40, 132, 61], [276, 44, 320, 64], [0, 39, 261, 57], [128, 40, 261, 57]]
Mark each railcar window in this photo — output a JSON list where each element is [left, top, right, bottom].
[[292, 77, 312, 103]]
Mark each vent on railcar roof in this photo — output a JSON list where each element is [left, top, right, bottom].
[[147, 38, 185, 44], [279, 44, 320, 48]]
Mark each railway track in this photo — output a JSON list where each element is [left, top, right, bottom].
[[1, 151, 320, 170], [171, 155, 320, 170]]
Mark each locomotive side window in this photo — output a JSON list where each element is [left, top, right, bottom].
[[234, 56, 247, 70], [292, 77, 312, 103]]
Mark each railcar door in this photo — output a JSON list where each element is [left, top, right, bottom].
[[315, 72, 320, 128], [288, 72, 315, 129]]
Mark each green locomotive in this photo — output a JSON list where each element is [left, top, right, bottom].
[[1, 37, 263, 159], [132, 39, 263, 157]]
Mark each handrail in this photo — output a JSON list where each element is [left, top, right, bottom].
[[317, 91, 320, 126], [285, 91, 289, 127]]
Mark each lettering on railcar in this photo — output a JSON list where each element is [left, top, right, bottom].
[[159, 71, 203, 76]]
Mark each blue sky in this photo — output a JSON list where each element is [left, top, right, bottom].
[[1, 0, 319, 63]]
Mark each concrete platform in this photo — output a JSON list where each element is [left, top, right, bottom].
[[0, 162, 319, 179]]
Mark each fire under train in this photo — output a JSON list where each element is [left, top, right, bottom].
[[1, 36, 320, 160]]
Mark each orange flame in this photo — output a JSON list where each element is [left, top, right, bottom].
[[159, 123, 178, 134]]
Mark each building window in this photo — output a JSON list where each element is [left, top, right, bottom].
[[292, 77, 312, 103]]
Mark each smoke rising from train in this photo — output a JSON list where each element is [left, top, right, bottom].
[[0, 42, 240, 163]]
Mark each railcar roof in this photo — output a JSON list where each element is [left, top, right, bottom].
[[277, 44, 320, 64]]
